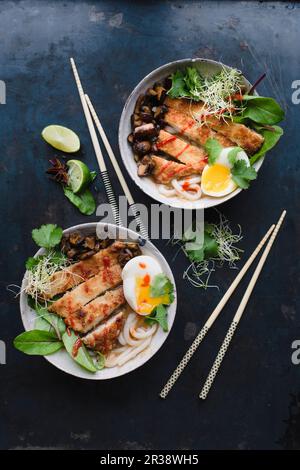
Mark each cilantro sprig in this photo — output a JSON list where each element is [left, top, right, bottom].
[[145, 274, 175, 332]]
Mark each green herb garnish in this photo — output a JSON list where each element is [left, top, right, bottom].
[[32, 224, 63, 249], [231, 160, 257, 189]]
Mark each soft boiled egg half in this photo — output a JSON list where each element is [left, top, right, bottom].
[[122, 255, 169, 315], [201, 147, 250, 198]]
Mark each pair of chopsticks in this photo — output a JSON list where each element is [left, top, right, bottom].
[[160, 210, 286, 400], [70, 58, 148, 240]]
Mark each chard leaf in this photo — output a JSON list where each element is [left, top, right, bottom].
[[63, 187, 96, 215], [62, 330, 97, 373], [241, 95, 284, 125], [250, 125, 283, 165], [13, 330, 63, 355]]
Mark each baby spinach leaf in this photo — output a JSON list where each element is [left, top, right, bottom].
[[204, 138, 223, 165], [145, 304, 169, 332], [29, 300, 66, 337], [231, 160, 257, 189], [63, 187, 96, 215], [32, 224, 63, 249], [62, 330, 97, 373], [250, 125, 283, 165], [241, 95, 284, 125], [13, 330, 63, 355]]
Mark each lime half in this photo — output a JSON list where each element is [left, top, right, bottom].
[[67, 159, 92, 193], [42, 125, 80, 153]]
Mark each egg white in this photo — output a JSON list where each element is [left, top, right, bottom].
[[122, 255, 162, 313], [201, 147, 250, 198]]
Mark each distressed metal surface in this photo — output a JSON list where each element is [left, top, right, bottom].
[[0, 0, 299, 450]]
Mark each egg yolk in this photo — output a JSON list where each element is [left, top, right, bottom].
[[202, 164, 231, 193], [135, 275, 170, 315]]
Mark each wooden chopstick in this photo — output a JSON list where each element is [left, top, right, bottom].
[[199, 210, 286, 400], [84, 93, 149, 241], [69, 58, 121, 226], [159, 223, 275, 399]]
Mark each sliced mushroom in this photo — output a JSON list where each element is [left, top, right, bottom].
[[69, 232, 84, 246], [133, 140, 152, 156], [137, 155, 155, 177], [127, 133, 134, 145], [134, 123, 158, 140]]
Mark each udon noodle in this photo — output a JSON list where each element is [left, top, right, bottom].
[[104, 312, 158, 368]]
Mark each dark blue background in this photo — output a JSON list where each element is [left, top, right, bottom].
[[0, 0, 299, 450]]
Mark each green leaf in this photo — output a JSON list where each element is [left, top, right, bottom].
[[250, 125, 283, 165], [231, 160, 257, 189], [32, 224, 63, 249], [62, 329, 97, 373], [203, 231, 218, 259], [204, 138, 223, 165], [184, 67, 204, 101], [227, 147, 243, 166], [13, 330, 63, 355], [63, 187, 96, 215], [167, 70, 188, 99], [95, 352, 105, 370], [25, 256, 40, 271], [150, 274, 174, 304], [241, 95, 284, 125], [145, 304, 169, 332], [184, 225, 218, 262], [35, 316, 54, 332], [90, 171, 97, 182], [29, 301, 66, 337]]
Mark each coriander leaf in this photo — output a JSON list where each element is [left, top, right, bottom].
[[185, 244, 204, 262], [231, 160, 257, 189], [145, 304, 169, 332], [184, 67, 204, 101], [167, 70, 188, 99], [32, 224, 63, 249], [150, 273, 174, 304], [250, 125, 283, 165], [204, 138, 223, 165], [25, 256, 40, 271], [13, 330, 63, 355], [203, 231, 218, 259], [63, 187, 96, 215], [227, 147, 243, 166], [241, 95, 284, 125]]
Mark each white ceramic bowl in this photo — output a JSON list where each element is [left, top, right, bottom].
[[119, 58, 264, 209], [19, 223, 177, 380]]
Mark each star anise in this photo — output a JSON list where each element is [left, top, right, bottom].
[[46, 158, 69, 185]]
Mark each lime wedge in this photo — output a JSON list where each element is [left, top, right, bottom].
[[41, 125, 80, 153], [67, 159, 92, 193]]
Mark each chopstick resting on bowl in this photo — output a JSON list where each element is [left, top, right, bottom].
[[199, 209, 286, 399], [84, 94, 149, 241], [70, 58, 121, 226], [160, 211, 286, 398]]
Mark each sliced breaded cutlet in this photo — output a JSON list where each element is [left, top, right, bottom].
[[48, 263, 123, 317], [44, 241, 129, 299], [59, 286, 125, 334], [151, 155, 198, 184], [157, 130, 207, 173], [164, 96, 264, 154], [82, 310, 126, 354]]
